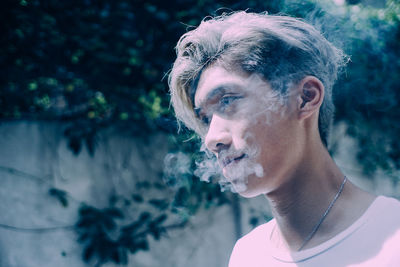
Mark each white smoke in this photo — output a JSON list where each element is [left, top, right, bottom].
[[163, 152, 191, 189], [164, 73, 293, 194], [193, 145, 220, 183]]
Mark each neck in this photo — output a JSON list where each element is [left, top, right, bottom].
[[265, 142, 347, 250]]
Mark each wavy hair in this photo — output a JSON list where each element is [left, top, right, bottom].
[[169, 11, 348, 147]]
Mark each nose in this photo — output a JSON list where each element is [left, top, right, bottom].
[[204, 114, 231, 154]]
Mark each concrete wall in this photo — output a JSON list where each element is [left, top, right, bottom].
[[0, 122, 238, 267], [0, 121, 398, 267]]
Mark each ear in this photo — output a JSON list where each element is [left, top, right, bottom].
[[296, 76, 324, 120]]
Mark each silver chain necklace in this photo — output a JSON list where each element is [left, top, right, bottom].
[[271, 176, 348, 251], [298, 175, 347, 251]]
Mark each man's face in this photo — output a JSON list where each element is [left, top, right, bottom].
[[194, 65, 302, 197]]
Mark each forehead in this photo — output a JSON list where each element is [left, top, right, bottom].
[[194, 66, 249, 108]]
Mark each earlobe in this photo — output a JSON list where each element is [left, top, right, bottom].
[[297, 76, 324, 120]]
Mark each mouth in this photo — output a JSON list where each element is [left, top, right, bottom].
[[220, 153, 247, 168]]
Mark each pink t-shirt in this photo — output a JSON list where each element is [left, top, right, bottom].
[[229, 196, 400, 267]]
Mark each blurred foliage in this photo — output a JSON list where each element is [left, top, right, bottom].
[[333, 1, 400, 176], [2, 0, 400, 265], [2, 0, 399, 172], [76, 205, 167, 265], [74, 171, 229, 266]]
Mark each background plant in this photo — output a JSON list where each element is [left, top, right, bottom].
[[2, 0, 399, 265]]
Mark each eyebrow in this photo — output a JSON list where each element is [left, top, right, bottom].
[[194, 85, 229, 118]]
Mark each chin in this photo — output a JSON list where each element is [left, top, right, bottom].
[[237, 190, 259, 198], [223, 159, 265, 196], [230, 177, 264, 198]]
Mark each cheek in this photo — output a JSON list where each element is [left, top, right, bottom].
[[230, 121, 253, 149], [249, 119, 292, 158], [231, 107, 293, 154], [258, 121, 301, 167]]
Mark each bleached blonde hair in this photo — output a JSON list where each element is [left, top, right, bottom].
[[169, 11, 347, 146]]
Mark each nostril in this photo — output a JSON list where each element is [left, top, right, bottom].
[[215, 142, 229, 153]]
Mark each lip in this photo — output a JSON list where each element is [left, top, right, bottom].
[[219, 153, 247, 168]]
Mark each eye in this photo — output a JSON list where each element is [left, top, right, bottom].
[[201, 115, 210, 125], [197, 94, 242, 126], [219, 95, 241, 111]]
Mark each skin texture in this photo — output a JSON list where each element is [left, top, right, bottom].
[[194, 65, 376, 251], [195, 66, 302, 196]]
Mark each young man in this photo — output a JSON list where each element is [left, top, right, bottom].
[[169, 11, 400, 266]]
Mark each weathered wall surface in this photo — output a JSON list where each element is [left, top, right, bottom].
[[330, 123, 400, 199], [0, 122, 239, 267], [0, 121, 398, 267]]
